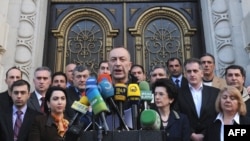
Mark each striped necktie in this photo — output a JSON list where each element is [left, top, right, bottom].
[[14, 111, 23, 141]]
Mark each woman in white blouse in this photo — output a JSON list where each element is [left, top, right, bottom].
[[204, 86, 250, 141]]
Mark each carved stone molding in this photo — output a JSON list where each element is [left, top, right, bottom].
[[211, 0, 234, 76], [14, 0, 37, 80]]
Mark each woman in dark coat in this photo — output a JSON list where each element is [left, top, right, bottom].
[[28, 86, 70, 141], [152, 78, 191, 141]]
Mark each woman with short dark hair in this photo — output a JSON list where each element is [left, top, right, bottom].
[[152, 78, 190, 141]]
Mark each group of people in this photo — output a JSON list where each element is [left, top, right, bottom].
[[0, 46, 250, 141]]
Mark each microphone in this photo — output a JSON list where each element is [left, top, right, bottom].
[[114, 83, 127, 120], [139, 81, 153, 109], [98, 78, 129, 131], [140, 109, 161, 130], [69, 96, 89, 126], [66, 96, 89, 136], [86, 77, 110, 132], [97, 73, 112, 83], [127, 83, 141, 130]]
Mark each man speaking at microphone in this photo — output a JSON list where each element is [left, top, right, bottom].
[[107, 47, 139, 130]]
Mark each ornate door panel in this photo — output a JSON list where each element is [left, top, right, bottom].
[[44, 0, 204, 78]]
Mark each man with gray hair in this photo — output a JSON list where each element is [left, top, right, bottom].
[[65, 65, 90, 118], [28, 66, 52, 114], [150, 64, 168, 86]]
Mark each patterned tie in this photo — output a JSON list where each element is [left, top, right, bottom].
[[14, 111, 23, 141], [40, 97, 45, 112], [175, 79, 180, 88]]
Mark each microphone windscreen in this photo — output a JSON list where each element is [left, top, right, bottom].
[[86, 77, 98, 89], [97, 73, 112, 83], [71, 101, 88, 114], [139, 81, 150, 91], [127, 83, 141, 101], [139, 81, 153, 101], [86, 87, 110, 115], [79, 96, 90, 106], [140, 109, 161, 130], [98, 79, 114, 99], [114, 83, 127, 102]]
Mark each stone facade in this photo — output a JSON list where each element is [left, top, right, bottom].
[[0, 0, 249, 92]]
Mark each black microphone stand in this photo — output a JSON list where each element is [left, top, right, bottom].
[[131, 103, 138, 130], [97, 125, 103, 141], [108, 98, 129, 131]]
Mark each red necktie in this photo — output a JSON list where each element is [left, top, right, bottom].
[[14, 111, 23, 141], [81, 91, 86, 96], [40, 97, 45, 112]]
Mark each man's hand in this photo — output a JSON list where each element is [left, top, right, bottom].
[[190, 133, 204, 141]]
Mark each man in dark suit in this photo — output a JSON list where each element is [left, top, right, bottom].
[[174, 58, 220, 141], [66, 65, 91, 119], [0, 79, 41, 141], [166, 57, 188, 89], [28, 66, 52, 113], [0, 66, 22, 109]]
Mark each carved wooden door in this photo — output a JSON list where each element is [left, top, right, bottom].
[[44, 0, 204, 78]]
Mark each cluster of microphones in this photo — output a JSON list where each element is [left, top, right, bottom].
[[69, 73, 161, 135]]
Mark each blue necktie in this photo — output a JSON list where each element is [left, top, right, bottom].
[[175, 79, 180, 88]]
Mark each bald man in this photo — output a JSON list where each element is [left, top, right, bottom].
[[108, 47, 133, 84]]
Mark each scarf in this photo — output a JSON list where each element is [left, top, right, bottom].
[[51, 113, 69, 137]]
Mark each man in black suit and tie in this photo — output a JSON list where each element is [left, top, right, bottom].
[[166, 57, 188, 89], [174, 58, 220, 141], [28, 66, 52, 113], [0, 66, 22, 109], [0, 79, 41, 141]]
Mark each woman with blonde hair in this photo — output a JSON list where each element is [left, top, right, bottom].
[[204, 86, 250, 141]]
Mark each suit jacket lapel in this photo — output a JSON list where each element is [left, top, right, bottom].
[[29, 92, 41, 112]]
